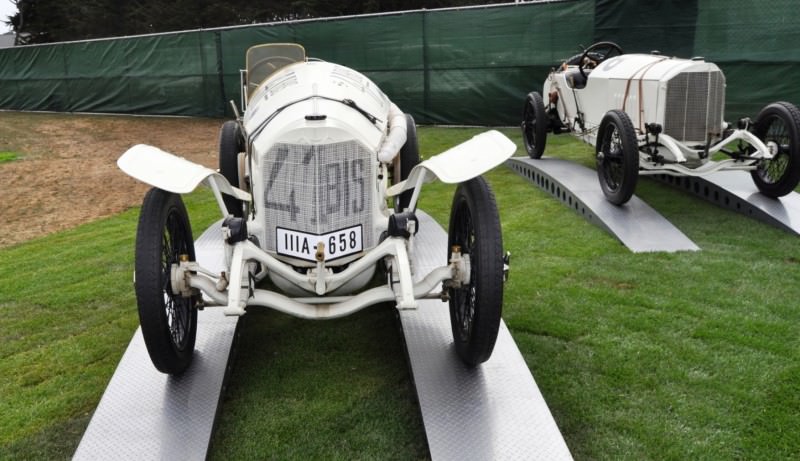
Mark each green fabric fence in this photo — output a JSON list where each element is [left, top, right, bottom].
[[0, 0, 797, 125]]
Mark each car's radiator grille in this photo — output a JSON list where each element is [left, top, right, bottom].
[[261, 140, 374, 254], [663, 70, 725, 143]]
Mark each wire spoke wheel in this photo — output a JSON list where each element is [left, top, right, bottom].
[[135, 188, 198, 375], [751, 101, 800, 197], [450, 202, 476, 341], [596, 110, 638, 205], [219, 120, 245, 217], [393, 113, 420, 212], [759, 116, 790, 183], [521, 92, 547, 159], [599, 128, 625, 191], [447, 177, 503, 367], [162, 213, 193, 349]]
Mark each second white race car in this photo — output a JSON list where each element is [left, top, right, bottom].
[[522, 41, 800, 205]]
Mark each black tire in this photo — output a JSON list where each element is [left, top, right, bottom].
[[750, 101, 800, 197], [522, 92, 547, 159], [596, 110, 639, 205], [447, 177, 503, 367], [219, 120, 244, 217], [135, 188, 198, 375], [395, 113, 420, 211]]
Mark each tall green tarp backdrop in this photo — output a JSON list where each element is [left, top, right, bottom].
[[0, 0, 797, 125]]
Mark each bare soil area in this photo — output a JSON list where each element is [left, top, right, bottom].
[[0, 112, 224, 248]]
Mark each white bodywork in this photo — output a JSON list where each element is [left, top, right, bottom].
[[544, 53, 774, 173], [119, 45, 515, 319], [118, 144, 251, 201]]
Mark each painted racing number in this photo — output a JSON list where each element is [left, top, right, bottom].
[[264, 145, 366, 225]]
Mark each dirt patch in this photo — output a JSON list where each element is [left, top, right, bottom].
[[0, 113, 223, 248]]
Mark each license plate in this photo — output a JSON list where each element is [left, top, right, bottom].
[[276, 225, 363, 262]]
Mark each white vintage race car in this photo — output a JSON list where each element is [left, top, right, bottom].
[[521, 41, 800, 205], [118, 43, 515, 374]]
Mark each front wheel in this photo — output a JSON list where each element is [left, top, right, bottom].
[[521, 92, 547, 159], [135, 188, 198, 375], [596, 109, 639, 205], [394, 113, 420, 212], [750, 101, 800, 197], [219, 120, 245, 217], [447, 177, 503, 367]]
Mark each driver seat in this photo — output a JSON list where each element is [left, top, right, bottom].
[[566, 69, 588, 89], [245, 43, 306, 101], [566, 54, 599, 89]]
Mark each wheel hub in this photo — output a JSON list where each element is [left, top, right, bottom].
[[170, 256, 193, 297], [449, 245, 471, 286], [767, 140, 780, 156]]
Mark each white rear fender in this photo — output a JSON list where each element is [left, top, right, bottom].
[[118, 144, 251, 202], [386, 130, 516, 202]]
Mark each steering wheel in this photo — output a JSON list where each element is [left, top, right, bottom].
[[578, 41, 624, 79]]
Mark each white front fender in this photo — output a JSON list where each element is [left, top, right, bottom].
[[118, 144, 251, 202], [386, 130, 516, 198]]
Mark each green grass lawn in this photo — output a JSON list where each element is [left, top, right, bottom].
[[2, 126, 799, 460]]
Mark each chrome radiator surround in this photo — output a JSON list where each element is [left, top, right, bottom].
[[260, 140, 375, 255], [663, 70, 725, 144]]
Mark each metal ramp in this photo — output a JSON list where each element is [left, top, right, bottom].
[[74, 222, 237, 460], [72, 311, 239, 459], [402, 212, 573, 460], [652, 171, 800, 235], [75, 214, 573, 460], [507, 157, 700, 253]]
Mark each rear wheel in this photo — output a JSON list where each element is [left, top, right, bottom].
[[447, 177, 503, 367], [135, 188, 198, 375], [394, 113, 420, 211], [750, 101, 800, 197], [596, 110, 639, 205], [219, 120, 245, 217], [521, 92, 547, 159]]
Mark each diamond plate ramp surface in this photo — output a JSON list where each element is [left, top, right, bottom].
[[507, 156, 699, 253], [78, 214, 572, 459], [653, 171, 800, 234], [74, 221, 237, 460], [401, 211, 573, 460]]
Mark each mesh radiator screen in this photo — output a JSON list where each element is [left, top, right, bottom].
[[261, 140, 375, 253], [663, 70, 725, 143]]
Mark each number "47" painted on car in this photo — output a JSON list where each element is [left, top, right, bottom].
[[264, 144, 366, 224]]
